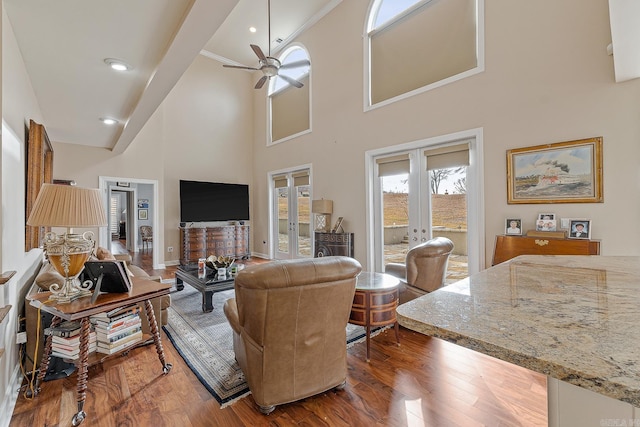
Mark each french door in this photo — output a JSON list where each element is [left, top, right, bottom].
[[368, 130, 484, 278], [271, 168, 312, 259]]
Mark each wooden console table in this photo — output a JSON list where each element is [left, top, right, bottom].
[[492, 234, 600, 266], [349, 272, 400, 361], [26, 278, 172, 426]]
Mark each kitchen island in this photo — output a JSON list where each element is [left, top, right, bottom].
[[397, 255, 640, 427]]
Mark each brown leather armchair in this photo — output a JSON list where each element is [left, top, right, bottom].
[[223, 256, 362, 415], [385, 237, 454, 304]]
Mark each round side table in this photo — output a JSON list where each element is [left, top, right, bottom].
[[349, 272, 401, 361]]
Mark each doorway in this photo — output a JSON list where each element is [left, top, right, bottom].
[[110, 189, 134, 251], [99, 177, 161, 270], [366, 129, 484, 277], [270, 167, 312, 259]]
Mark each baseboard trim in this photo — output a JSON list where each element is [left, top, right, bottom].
[[1, 364, 23, 427]]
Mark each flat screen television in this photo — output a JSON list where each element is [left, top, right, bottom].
[[180, 180, 249, 222]]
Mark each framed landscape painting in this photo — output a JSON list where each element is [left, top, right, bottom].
[[507, 137, 603, 204]]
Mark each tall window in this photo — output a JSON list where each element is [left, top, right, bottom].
[[366, 0, 484, 107], [269, 45, 311, 144]]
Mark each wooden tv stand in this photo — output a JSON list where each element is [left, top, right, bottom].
[[179, 223, 250, 265], [492, 234, 600, 266]]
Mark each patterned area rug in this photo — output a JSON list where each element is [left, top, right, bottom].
[[162, 283, 383, 407]]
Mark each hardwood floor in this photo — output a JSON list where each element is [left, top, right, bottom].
[[10, 242, 547, 426]]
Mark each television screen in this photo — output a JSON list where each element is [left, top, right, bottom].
[[180, 180, 249, 222]]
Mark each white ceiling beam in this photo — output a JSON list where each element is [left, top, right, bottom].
[[111, 0, 240, 153]]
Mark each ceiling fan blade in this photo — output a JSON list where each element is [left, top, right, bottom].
[[278, 74, 304, 88], [254, 75, 268, 89], [251, 44, 267, 62], [279, 59, 311, 70], [223, 64, 259, 71]]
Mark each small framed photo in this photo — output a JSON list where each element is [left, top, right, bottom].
[[538, 213, 555, 221], [568, 219, 590, 239], [138, 209, 148, 220], [536, 218, 557, 232], [505, 218, 522, 235], [138, 199, 149, 209]]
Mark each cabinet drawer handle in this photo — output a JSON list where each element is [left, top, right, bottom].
[[535, 239, 549, 246]]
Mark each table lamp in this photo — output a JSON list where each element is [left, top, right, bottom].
[[27, 183, 108, 302], [311, 199, 333, 232]]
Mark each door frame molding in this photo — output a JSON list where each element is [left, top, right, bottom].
[[364, 127, 484, 273], [98, 176, 162, 270]]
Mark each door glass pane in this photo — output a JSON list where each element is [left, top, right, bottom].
[[297, 185, 311, 256], [277, 187, 289, 253], [430, 166, 468, 282], [382, 173, 409, 265]]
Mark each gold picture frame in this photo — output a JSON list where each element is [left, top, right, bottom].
[[507, 137, 603, 204], [25, 120, 54, 251]]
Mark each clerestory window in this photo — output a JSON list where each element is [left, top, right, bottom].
[[268, 45, 311, 144], [366, 0, 484, 108]]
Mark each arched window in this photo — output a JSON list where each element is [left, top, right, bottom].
[[268, 45, 311, 144], [366, 0, 484, 108]]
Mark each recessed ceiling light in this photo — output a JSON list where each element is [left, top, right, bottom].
[[249, 26, 257, 33], [104, 58, 132, 71], [100, 117, 118, 125]]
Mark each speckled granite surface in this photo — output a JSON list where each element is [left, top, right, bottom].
[[396, 255, 640, 406]]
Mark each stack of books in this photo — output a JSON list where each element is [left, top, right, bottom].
[[91, 305, 143, 355], [44, 320, 97, 360]]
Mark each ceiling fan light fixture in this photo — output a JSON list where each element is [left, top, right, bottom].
[[104, 58, 132, 72], [223, 0, 305, 90]]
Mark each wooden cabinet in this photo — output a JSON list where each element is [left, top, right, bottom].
[[492, 234, 600, 266], [180, 224, 250, 265], [314, 232, 354, 257]]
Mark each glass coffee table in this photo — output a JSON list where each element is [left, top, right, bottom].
[[175, 265, 235, 312]]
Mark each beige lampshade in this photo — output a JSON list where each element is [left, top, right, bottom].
[[27, 183, 108, 228], [311, 199, 333, 214]]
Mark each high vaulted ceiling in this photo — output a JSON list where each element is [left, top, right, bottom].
[[4, 0, 338, 153]]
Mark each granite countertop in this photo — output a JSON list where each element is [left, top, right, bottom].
[[396, 255, 640, 406]]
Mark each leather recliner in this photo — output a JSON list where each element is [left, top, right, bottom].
[[223, 256, 362, 415], [384, 237, 454, 304]]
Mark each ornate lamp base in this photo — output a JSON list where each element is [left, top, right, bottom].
[[44, 231, 95, 303], [314, 213, 332, 232]]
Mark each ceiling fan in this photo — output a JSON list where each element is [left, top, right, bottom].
[[223, 0, 310, 89]]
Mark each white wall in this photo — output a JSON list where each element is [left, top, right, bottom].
[[0, 6, 46, 425], [250, 0, 640, 266]]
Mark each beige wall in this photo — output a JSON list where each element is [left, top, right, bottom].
[[53, 55, 254, 265], [1, 6, 48, 422], [250, 0, 640, 268], [10, 0, 640, 271]]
